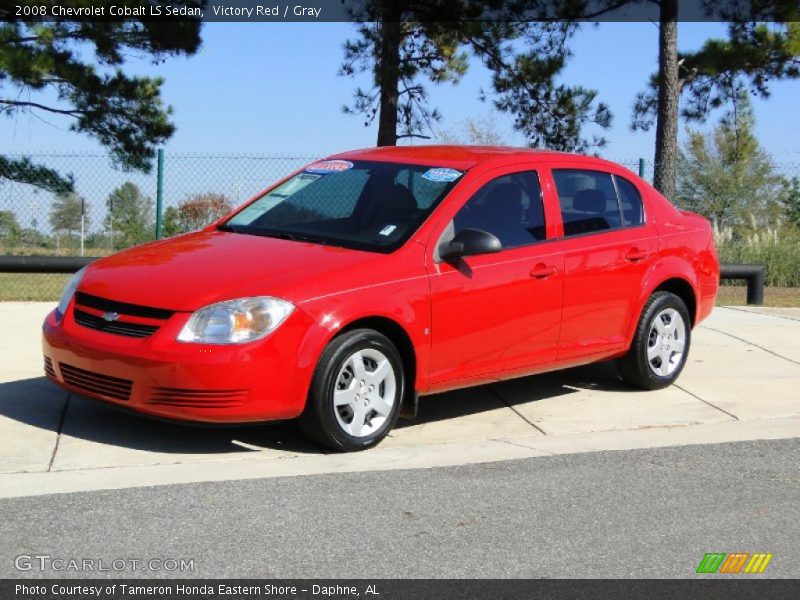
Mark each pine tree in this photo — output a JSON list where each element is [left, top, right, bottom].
[[677, 94, 787, 229], [49, 193, 89, 245], [340, 1, 470, 145], [632, 15, 800, 200], [0, 2, 203, 191], [340, 1, 611, 150], [0, 210, 23, 247], [105, 182, 155, 249]]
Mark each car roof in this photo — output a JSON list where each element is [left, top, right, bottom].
[[327, 145, 579, 170]]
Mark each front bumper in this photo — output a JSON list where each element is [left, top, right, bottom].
[[42, 304, 317, 423]]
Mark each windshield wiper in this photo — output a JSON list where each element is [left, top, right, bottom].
[[260, 231, 320, 243], [260, 230, 351, 248], [218, 225, 343, 248], [217, 223, 245, 234]]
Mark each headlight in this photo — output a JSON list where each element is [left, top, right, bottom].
[[56, 266, 87, 316], [177, 296, 294, 344]]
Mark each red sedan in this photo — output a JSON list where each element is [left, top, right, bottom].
[[43, 146, 719, 451]]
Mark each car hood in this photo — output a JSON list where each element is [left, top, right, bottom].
[[78, 231, 391, 312]]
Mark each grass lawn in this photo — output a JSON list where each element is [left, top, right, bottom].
[[0, 273, 68, 302], [715, 286, 800, 307], [0, 250, 111, 302]]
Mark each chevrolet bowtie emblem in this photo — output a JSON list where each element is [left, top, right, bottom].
[[102, 312, 121, 322]]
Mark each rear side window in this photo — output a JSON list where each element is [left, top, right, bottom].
[[552, 170, 622, 236], [614, 176, 645, 226]]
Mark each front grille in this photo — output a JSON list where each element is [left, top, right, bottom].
[[73, 292, 173, 339], [74, 309, 159, 338], [44, 357, 56, 378], [74, 292, 174, 320], [147, 387, 249, 408], [59, 363, 133, 401]]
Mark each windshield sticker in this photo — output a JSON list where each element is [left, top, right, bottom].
[[379, 224, 397, 236], [305, 160, 354, 174], [421, 167, 463, 183]]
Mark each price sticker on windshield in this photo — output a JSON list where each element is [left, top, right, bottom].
[[305, 160, 353, 174], [422, 167, 463, 182]]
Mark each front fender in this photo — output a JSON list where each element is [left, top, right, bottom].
[[296, 275, 431, 393]]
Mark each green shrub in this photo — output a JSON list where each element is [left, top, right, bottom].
[[714, 221, 800, 287]]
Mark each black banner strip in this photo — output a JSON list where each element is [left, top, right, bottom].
[[3, 0, 799, 24], [4, 579, 800, 600]]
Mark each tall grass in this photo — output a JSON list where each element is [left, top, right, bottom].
[[714, 219, 800, 287]]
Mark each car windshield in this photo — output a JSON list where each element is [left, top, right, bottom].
[[220, 160, 462, 252]]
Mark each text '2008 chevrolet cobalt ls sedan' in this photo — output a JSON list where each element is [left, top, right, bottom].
[[43, 146, 719, 451]]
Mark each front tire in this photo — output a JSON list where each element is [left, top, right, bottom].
[[299, 329, 404, 452], [617, 291, 691, 390]]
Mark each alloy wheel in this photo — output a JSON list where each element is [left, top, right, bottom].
[[333, 348, 397, 437], [646, 308, 687, 377]]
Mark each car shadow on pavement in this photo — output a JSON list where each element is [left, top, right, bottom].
[[398, 360, 629, 430], [0, 361, 632, 457], [0, 376, 319, 456]]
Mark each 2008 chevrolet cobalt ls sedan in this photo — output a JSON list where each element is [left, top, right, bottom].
[[43, 146, 719, 451]]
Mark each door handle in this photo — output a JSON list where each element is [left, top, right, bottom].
[[625, 247, 650, 262], [530, 264, 557, 279]]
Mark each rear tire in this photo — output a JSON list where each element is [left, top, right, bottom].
[[617, 291, 691, 390], [299, 329, 404, 452]]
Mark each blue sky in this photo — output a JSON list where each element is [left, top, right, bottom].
[[6, 22, 800, 165]]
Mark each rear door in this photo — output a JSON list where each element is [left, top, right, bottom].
[[547, 167, 657, 359], [426, 166, 565, 385]]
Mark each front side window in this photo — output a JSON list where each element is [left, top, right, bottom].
[[553, 170, 622, 236], [222, 160, 461, 252], [451, 171, 545, 249]]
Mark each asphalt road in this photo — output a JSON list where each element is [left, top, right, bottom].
[[2, 438, 798, 579]]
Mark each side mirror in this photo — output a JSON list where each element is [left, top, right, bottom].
[[439, 228, 502, 261]]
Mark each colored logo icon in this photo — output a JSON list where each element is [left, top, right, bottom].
[[696, 552, 773, 574]]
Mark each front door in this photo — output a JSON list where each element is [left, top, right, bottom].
[[427, 168, 564, 385]]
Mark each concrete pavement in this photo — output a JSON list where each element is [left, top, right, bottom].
[[1, 302, 798, 498]]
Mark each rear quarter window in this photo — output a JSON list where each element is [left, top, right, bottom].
[[613, 176, 645, 226]]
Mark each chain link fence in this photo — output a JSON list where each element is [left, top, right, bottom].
[[0, 152, 317, 300], [1, 151, 798, 300]]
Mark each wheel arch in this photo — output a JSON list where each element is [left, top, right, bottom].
[[636, 255, 701, 326], [652, 277, 697, 327], [626, 255, 701, 349], [336, 316, 420, 419]]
